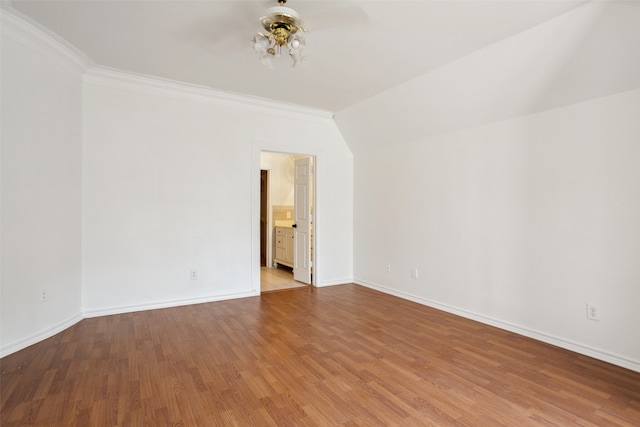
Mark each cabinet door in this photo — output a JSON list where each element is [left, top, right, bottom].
[[285, 229, 294, 264], [274, 228, 286, 264]]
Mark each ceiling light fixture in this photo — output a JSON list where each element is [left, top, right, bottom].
[[252, 0, 306, 67]]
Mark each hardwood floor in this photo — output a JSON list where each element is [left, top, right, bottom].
[[2, 284, 639, 426], [261, 266, 307, 292]]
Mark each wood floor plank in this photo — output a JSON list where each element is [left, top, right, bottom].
[[2, 284, 639, 426]]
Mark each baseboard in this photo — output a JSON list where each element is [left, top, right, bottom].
[[2, 291, 260, 358], [316, 278, 353, 287], [0, 312, 84, 358], [83, 290, 259, 318], [354, 278, 640, 373]]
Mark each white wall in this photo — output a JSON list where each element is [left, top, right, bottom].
[[1, 11, 84, 355], [260, 152, 295, 206], [353, 89, 640, 371], [337, 0, 640, 372], [0, 8, 353, 355], [82, 71, 353, 316]]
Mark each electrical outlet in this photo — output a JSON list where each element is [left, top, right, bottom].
[[586, 303, 600, 321], [385, 264, 391, 273], [411, 268, 419, 279], [190, 270, 198, 280], [41, 289, 47, 303]]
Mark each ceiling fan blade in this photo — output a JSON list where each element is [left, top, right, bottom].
[[186, 1, 270, 55], [304, 5, 369, 32]]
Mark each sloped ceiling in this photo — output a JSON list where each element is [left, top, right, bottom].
[[4, 1, 638, 153], [335, 1, 640, 153]]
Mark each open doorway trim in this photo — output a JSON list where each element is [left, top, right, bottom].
[[251, 140, 321, 295]]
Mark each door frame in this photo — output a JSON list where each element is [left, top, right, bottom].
[[251, 140, 319, 294], [260, 169, 272, 268]]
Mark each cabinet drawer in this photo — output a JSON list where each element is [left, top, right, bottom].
[[275, 236, 285, 248], [275, 227, 286, 236]]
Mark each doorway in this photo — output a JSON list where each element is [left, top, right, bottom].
[[259, 151, 315, 292]]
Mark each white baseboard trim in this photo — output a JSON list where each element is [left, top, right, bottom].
[[1, 292, 259, 358], [83, 290, 259, 318], [0, 312, 84, 358], [354, 278, 640, 373], [316, 278, 353, 287]]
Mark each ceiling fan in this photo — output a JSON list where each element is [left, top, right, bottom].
[[252, 0, 307, 67], [247, 0, 368, 68]]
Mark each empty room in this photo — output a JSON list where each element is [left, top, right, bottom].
[[1, 0, 639, 425]]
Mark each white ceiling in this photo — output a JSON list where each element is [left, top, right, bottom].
[[335, 0, 640, 152], [6, 0, 588, 113]]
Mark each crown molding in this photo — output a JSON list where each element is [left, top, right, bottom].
[[1, 5, 333, 122], [83, 66, 334, 123], [1, 6, 93, 79]]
